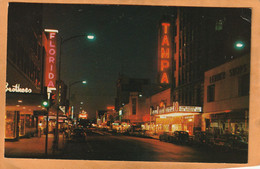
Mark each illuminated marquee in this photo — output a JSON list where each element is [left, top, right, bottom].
[[159, 22, 171, 84], [151, 102, 201, 115], [44, 31, 57, 90]]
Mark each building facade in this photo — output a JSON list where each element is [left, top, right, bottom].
[[202, 54, 250, 139], [5, 3, 45, 140]]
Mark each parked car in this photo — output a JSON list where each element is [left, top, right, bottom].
[[193, 131, 214, 146], [159, 132, 172, 142], [70, 128, 86, 142], [214, 134, 248, 152], [170, 131, 189, 144]]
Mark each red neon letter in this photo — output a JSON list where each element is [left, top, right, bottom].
[[161, 60, 169, 71], [161, 73, 169, 83], [49, 56, 55, 63], [161, 35, 169, 46], [50, 33, 56, 39], [49, 49, 56, 55], [48, 81, 55, 88], [161, 48, 169, 58], [162, 23, 170, 34], [49, 40, 56, 47]]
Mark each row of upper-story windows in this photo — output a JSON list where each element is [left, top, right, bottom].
[[8, 32, 43, 88]]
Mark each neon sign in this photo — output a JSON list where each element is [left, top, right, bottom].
[[5, 82, 32, 93], [151, 102, 201, 115], [44, 31, 57, 90], [159, 22, 171, 84]]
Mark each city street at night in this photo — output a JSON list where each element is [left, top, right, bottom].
[[3, 2, 251, 165]]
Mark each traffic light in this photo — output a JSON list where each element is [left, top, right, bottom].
[[42, 87, 49, 108], [42, 100, 49, 108]]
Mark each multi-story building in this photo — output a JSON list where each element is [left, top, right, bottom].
[[5, 3, 45, 140], [202, 54, 250, 138], [115, 74, 150, 112], [172, 7, 251, 107], [145, 7, 250, 136]]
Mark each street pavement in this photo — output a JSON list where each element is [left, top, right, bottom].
[[5, 133, 65, 159], [60, 130, 248, 163], [4, 130, 248, 163]]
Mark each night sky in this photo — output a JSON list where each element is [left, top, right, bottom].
[[41, 4, 176, 118]]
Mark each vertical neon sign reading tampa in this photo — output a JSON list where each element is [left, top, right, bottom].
[[45, 31, 57, 89], [160, 22, 171, 84]]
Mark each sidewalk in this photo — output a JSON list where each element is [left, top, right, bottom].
[[5, 133, 66, 159]]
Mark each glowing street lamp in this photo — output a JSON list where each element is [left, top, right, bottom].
[[87, 34, 95, 40], [234, 41, 245, 50]]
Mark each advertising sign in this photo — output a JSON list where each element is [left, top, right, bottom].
[[158, 22, 172, 84], [44, 30, 57, 90]]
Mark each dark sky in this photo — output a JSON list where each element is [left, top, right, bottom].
[[42, 4, 176, 118]]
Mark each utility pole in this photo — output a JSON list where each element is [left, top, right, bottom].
[[45, 106, 49, 156]]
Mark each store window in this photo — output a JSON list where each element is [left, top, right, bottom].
[[5, 111, 16, 138], [19, 114, 25, 136], [207, 84, 215, 102]]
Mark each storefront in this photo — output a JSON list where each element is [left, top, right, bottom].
[[5, 92, 47, 140], [150, 102, 202, 135], [203, 54, 250, 140]]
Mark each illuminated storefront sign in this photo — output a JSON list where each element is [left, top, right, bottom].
[[6, 82, 32, 93], [44, 30, 57, 90], [159, 22, 172, 84], [79, 113, 88, 119], [151, 102, 201, 115]]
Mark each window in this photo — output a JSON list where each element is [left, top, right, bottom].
[[207, 84, 215, 102], [132, 98, 136, 115], [239, 74, 250, 96]]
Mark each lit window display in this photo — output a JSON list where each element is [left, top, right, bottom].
[[5, 111, 16, 138]]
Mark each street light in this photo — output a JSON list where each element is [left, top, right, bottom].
[[54, 33, 94, 150], [234, 41, 245, 50], [59, 34, 95, 80]]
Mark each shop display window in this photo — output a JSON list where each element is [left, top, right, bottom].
[[19, 114, 25, 136], [5, 111, 16, 138]]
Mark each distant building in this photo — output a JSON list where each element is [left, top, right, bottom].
[[115, 74, 150, 112], [96, 110, 108, 126]]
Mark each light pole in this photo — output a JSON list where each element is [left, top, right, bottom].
[[58, 34, 95, 80], [53, 33, 94, 151], [68, 80, 87, 121]]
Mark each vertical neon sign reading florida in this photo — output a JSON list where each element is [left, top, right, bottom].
[[45, 32, 57, 89]]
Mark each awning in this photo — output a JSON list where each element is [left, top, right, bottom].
[[5, 92, 47, 113]]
